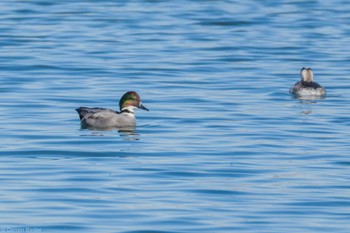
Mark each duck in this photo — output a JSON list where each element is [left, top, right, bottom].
[[76, 91, 149, 129], [289, 67, 326, 97]]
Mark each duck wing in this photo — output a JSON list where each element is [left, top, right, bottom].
[[75, 107, 119, 120]]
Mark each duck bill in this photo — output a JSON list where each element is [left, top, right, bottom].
[[138, 103, 149, 111]]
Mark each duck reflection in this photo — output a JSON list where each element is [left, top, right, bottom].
[[117, 127, 140, 141], [295, 95, 326, 101], [290, 93, 326, 115], [79, 126, 140, 141]]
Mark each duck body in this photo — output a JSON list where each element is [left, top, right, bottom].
[[289, 80, 326, 96], [76, 107, 136, 129], [75, 91, 149, 129], [289, 67, 326, 97]]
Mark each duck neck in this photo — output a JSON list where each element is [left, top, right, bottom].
[[121, 106, 136, 116], [301, 69, 314, 82]]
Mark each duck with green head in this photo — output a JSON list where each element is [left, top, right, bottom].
[[76, 91, 149, 129]]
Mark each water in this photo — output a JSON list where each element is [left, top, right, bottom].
[[1, 0, 350, 232]]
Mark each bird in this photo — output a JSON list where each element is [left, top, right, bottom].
[[289, 67, 326, 97], [76, 91, 149, 129]]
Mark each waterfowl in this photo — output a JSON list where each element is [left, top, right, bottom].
[[289, 67, 326, 97], [76, 91, 149, 129]]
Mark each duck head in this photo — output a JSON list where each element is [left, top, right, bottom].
[[300, 67, 314, 82], [119, 91, 149, 113]]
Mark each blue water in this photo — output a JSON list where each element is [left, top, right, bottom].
[[1, 1, 350, 232]]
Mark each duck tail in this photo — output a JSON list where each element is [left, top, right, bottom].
[[75, 107, 87, 120]]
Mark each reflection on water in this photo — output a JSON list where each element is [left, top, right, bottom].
[[79, 127, 140, 141], [79, 131, 105, 137], [301, 110, 313, 115], [291, 94, 327, 115], [296, 96, 327, 101], [118, 128, 140, 141]]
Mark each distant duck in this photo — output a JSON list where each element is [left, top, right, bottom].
[[289, 67, 326, 97], [76, 91, 149, 129]]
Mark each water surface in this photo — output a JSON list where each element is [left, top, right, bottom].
[[1, 1, 350, 232]]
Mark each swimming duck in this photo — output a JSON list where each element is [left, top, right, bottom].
[[76, 91, 149, 129], [289, 67, 326, 97]]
